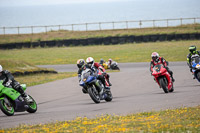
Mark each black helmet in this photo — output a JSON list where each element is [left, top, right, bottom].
[[77, 59, 85, 69], [99, 59, 104, 65], [189, 45, 196, 54]]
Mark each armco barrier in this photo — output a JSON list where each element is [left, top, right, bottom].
[[0, 33, 200, 49]]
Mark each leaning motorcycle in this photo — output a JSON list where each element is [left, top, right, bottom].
[[110, 62, 120, 70], [152, 64, 174, 93], [79, 68, 112, 103], [0, 80, 37, 116], [191, 55, 200, 82]]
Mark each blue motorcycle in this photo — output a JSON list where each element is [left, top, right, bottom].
[[191, 55, 200, 82], [79, 68, 112, 103]]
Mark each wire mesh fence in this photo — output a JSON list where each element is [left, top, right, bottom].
[[0, 17, 199, 35]]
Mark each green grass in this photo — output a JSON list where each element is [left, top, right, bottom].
[[0, 40, 199, 65], [0, 60, 54, 73], [15, 72, 77, 86], [1, 106, 200, 132], [0, 24, 200, 44]]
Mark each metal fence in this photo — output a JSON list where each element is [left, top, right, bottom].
[[0, 17, 200, 35]]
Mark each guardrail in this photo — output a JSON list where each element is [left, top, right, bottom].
[[0, 17, 200, 35]]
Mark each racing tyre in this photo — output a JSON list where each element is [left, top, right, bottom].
[[0, 98, 14, 116], [26, 95, 37, 113], [159, 78, 168, 93], [88, 87, 101, 103], [196, 71, 200, 81]]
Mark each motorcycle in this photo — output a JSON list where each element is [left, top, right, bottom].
[[152, 64, 174, 93], [191, 55, 200, 82], [79, 67, 112, 103], [0, 80, 37, 116], [110, 62, 120, 70]]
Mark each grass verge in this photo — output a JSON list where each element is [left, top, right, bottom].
[[0, 40, 200, 65], [0, 60, 55, 74], [0, 24, 200, 44], [1, 106, 200, 132], [15, 72, 77, 86]]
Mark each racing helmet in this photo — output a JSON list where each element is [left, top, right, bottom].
[[99, 59, 104, 65], [77, 59, 85, 69], [189, 45, 196, 54], [86, 57, 94, 68], [151, 52, 159, 62], [0, 65, 3, 72], [108, 58, 112, 64]]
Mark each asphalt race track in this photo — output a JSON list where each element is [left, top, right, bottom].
[[1, 62, 200, 129]]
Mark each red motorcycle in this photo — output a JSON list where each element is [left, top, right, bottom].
[[152, 64, 174, 93]]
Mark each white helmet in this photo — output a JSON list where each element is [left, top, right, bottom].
[[151, 52, 159, 62], [86, 57, 94, 68], [0, 65, 3, 72]]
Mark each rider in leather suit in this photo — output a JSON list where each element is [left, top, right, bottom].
[[150, 52, 175, 82]]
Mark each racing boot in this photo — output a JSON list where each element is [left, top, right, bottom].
[[21, 92, 33, 103], [108, 80, 112, 86], [171, 76, 175, 82]]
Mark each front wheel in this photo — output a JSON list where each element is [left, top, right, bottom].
[[88, 87, 101, 103], [26, 95, 37, 113], [159, 78, 168, 93], [196, 71, 200, 81], [0, 98, 14, 116]]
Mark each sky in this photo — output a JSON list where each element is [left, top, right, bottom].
[[0, 0, 131, 7]]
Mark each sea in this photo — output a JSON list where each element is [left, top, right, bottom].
[[0, 0, 200, 34]]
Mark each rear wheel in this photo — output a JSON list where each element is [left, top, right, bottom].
[[0, 98, 14, 116], [88, 87, 100, 103], [159, 78, 168, 93], [26, 95, 37, 113]]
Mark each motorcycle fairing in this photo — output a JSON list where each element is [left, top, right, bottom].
[[152, 64, 172, 90], [14, 96, 27, 112], [0, 87, 20, 101]]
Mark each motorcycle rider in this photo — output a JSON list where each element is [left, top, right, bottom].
[[107, 59, 113, 69], [99, 59, 105, 66], [86, 57, 112, 89], [0, 65, 32, 102], [76, 59, 88, 93], [150, 52, 175, 82], [187, 45, 200, 75]]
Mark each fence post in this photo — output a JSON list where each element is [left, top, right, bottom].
[[3, 27, 5, 35], [153, 20, 155, 28], [72, 24, 74, 31], [194, 18, 196, 24], [17, 27, 20, 35], [86, 23, 88, 31], [99, 22, 101, 31], [180, 18, 182, 25], [59, 25, 61, 31], [112, 22, 115, 30], [31, 26, 33, 34], [167, 19, 168, 27], [139, 21, 142, 28], [126, 21, 128, 29], [45, 26, 47, 34]]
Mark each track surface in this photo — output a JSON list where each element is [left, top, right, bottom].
[[1, 62, 200, 129]]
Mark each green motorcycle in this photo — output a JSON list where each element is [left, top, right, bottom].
[[0, 80, 37, 116]]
